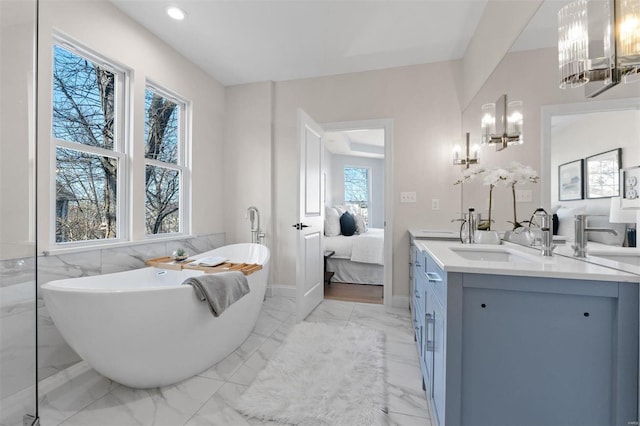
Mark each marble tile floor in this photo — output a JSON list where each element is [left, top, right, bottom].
[[38, 297, 433, 426]]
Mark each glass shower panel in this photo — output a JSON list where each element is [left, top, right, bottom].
[[0, 0, 39, 424]]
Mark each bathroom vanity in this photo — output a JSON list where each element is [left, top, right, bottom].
[[409, 236, 639, 426]]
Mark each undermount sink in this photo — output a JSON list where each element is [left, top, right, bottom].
[[589, 253, 640, 267], [450, 247, 533, 262]]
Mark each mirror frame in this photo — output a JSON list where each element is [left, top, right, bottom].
[[541, 97, 640, 210]]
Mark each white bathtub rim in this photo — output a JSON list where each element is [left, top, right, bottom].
[[41, 243, 269, 294]]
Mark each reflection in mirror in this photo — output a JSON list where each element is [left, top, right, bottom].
[[544, 100, 640, 209], [461, 0, 640, 276]]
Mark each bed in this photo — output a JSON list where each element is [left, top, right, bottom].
[[324, 228, 384, 285]]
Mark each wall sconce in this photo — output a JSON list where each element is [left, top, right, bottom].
[[480, 94, 523, 151], [453, 132, 480, 168], [558, 0, 640, 98]]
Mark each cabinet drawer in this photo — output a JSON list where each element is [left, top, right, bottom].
[[426, 255, 446, 305]]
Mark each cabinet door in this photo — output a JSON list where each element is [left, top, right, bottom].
[[461, 285, 616, 426]]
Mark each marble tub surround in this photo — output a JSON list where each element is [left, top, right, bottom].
[[0, 255, 35, 288], [37, 297, 433, 426]]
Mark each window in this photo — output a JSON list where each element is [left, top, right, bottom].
[[343, 166, 370, 223], [144, 85, 188, 235], [52, 43, 125, 243]]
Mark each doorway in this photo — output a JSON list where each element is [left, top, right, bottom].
[[321, 119, 393, 307]]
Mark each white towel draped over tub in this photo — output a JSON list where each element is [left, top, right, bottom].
[[182, 271, 250, 317]]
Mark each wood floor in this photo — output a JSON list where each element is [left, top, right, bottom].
[[324, 281, 383, 304]]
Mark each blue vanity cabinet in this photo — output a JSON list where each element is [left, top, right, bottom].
[[417, 248, 639, 426]]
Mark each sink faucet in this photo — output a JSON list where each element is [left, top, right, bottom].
[[572, 214, 618, 257], [247, 206, 265, 245], [538, 212, 555, 257]]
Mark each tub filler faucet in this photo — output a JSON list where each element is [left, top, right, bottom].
[[572, 214, 618, 258], [247, 206, 265, 245]]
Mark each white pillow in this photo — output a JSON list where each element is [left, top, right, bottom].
[[556, 205, 586, 241], [324, 206, 341, 237], [354, 214, 368, 234]]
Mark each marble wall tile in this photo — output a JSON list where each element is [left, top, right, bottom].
[[37, 251, 102, 288], [0, 256, 35, 288], [100, 243, 166, 275], [206, 233, 226, 250], [1, 280, 36, 318]]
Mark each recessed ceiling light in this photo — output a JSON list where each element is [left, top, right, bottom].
[[166, 6, 186, 21]]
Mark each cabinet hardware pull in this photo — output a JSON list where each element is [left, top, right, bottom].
[[425, 312, 435, 352], [415, 290, 420, 299], [426, 272, 442, 282]]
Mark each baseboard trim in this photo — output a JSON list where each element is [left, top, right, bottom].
[[266, 285, 296, 299], [391, 295, 409, 309]]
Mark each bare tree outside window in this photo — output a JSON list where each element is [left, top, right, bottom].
[[53, 43, 186, 244], [53, 45, 119, 242], [344, 167, 369, 224], [144, 88, 182, 235]]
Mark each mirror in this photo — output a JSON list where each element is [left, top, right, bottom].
[[461, 0, 640, 275]]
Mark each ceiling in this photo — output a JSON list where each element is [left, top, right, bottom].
[[324, 129, 385, 159], [110, 0, 562, 158], [110, 0, 490, 87]]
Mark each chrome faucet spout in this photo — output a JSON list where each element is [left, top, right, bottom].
[[247, 206, 265, 244], [539, 212, 555, 257], [572, 214, 618, 258]]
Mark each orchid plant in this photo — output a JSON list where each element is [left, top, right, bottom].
[[506, 162, 539, 229], [455, 162, 539, 231]]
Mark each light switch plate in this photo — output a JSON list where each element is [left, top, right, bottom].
[[432, 199, 440, 210], [400, 192, 417, 203]]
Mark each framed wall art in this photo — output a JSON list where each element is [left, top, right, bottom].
[[585, 148, 621, 199], [558, 159, 584, 201]]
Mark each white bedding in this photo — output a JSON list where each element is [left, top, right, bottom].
[[325, 228, 384, 265]]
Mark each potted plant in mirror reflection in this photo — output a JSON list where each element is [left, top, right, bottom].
[[455, 163, 539, 231]]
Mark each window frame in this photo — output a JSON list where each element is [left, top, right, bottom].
[[143, 82, 191, 238], [50, 37, 130, 249]]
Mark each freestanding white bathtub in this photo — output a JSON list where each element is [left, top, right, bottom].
[[41, 243, 269, 388]]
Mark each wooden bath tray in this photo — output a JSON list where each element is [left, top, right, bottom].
[[145, 256, 262, 275]]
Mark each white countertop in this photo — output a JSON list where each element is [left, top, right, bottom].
[[409, 229, 460, 240], [413, 240, 639, 283], [554, 244, 640, 276]]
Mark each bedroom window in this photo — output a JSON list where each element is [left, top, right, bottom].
[[344, 166, 370, 224], [144, 85, 189, 236], [52, 42, 126, 244]]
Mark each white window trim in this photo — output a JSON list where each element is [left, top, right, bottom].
[[144, 82, 191, 238], [50, 37, 130, 249]]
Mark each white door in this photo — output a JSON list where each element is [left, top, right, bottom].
[[295, 109, 324, 322]]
